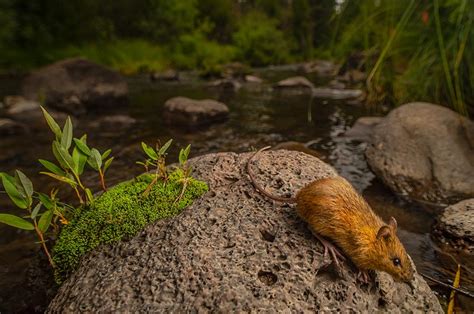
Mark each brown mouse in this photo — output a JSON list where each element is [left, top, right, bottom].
[[246, 146, 414, 283]]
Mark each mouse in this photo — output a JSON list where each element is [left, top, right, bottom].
[[246, 146, 414, 283]]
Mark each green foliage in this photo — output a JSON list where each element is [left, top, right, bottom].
[[332, 0, 473, 115], [233, 11, 292, 66], [40, 107, 113, 201], [52, 170, 208, 282]]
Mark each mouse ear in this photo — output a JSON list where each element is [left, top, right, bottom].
[[389, 217, 397, 231], [376, 225, 392, 240]]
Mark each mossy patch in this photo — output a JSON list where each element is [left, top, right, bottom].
[[52, 170, 208, 283]]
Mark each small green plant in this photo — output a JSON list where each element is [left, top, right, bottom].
[[0, 170, 67, 268], [137, 139, 172, 196], [175, 144, 192, 203], [39, 107, 113, 204]]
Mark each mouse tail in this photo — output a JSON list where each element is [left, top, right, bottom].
[[246, 146, 297, 203]]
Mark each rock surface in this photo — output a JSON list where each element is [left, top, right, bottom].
[[22, 58, 128, 115], [366, 102, 474, 204], [48, 150, 441, 313], [163, 96, 229, 128], [433, 199, 474, 252]]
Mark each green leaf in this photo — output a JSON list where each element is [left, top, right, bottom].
[[103, 157, 114, 174], [31, 203, 41, 219], [101, 149, 112, 160], [40, 172, 77, 187], [38, 210, 53, 233], [141, 142, 158, 160], [73, 136, 91, 156], [61, 117, 73, 150], [40, 106, 61, 139], [179, 144, 191, 165], [85, 188, 94, 204], [72, 147, 88, 175], [15, 170, 34, 200], [158, 139, 173, 156], [0, 213, 34, 230], [1, 174, 28, 209], [53, 141, 76, 173], [38, 193, 54, 210], [38, 159, 66, 176], [88, 148, 102, 170]]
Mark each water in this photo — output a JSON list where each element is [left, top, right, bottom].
[[0, 70, 472, 311]]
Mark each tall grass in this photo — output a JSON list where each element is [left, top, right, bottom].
[[333, 0, 473, 116]]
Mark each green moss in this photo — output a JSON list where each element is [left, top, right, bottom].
[[52, 170, 208, 283]]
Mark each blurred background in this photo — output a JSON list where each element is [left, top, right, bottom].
[[0, 0, 473, 312]]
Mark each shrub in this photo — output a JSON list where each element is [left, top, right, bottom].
[[233, 11, 292, 66]]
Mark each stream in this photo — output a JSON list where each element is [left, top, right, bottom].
[[0, 68, 472, 312]]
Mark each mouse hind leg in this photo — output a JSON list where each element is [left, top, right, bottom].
[[311, 231, 346, 269]]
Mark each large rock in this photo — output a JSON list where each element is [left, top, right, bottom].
[[163, 96, 229, 128], [48, 150, 441, 312], [433, 199, 474, 252], [366, 103, 474, 204], [22, 58, 128, 115]]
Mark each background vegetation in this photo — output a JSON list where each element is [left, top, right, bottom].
[[0, 0, 472, 114]]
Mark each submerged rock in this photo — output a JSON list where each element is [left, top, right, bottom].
[[366, 102, 474, 204], [48, 150, 441, 312], [22, 58, 128, 115], [274, 76, 314, 90], [208, 78, 242, 91], [0, 118, 27, 135], [150, 69, 179, 81], [163, 96, 229, 128], [433, 199, 474, 252]]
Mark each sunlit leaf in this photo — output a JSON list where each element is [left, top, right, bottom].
[[61, 117, 73, 150], [73, 136, 91, 156], [85, 188, 94, 205], [141, 142, 158, 160], [101, 149, 112, 160], [38, 193, 54, 210], [40, 172, 77, 187], [39, 159, 66, 176], [0, 213, 34, 230], [87, 148, 102, 170], [0, 173, 28, 209], [158, 139, 173, 156], [53, 141, 76, 173], [15, 170, 34, 201], [40, 106, 62, 139], [38, 210, 53, 233], [72, 147, 88, 175], [103, 157, 114, 174], [31, 203, 41, 219]]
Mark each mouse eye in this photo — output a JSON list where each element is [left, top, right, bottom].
[[392, 257, 401, 267]]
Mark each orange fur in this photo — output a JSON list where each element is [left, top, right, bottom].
[[296, 177, 414, 282]]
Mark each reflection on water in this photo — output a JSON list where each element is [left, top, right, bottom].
[[0, 71, 471, 311]]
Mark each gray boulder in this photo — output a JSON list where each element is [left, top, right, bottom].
[[48, 150, 441, 313], [163, 96, 229, 128], [22, 58, 128, 115], [433, 199, 474, 252], [366, 102, 474, 204]]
